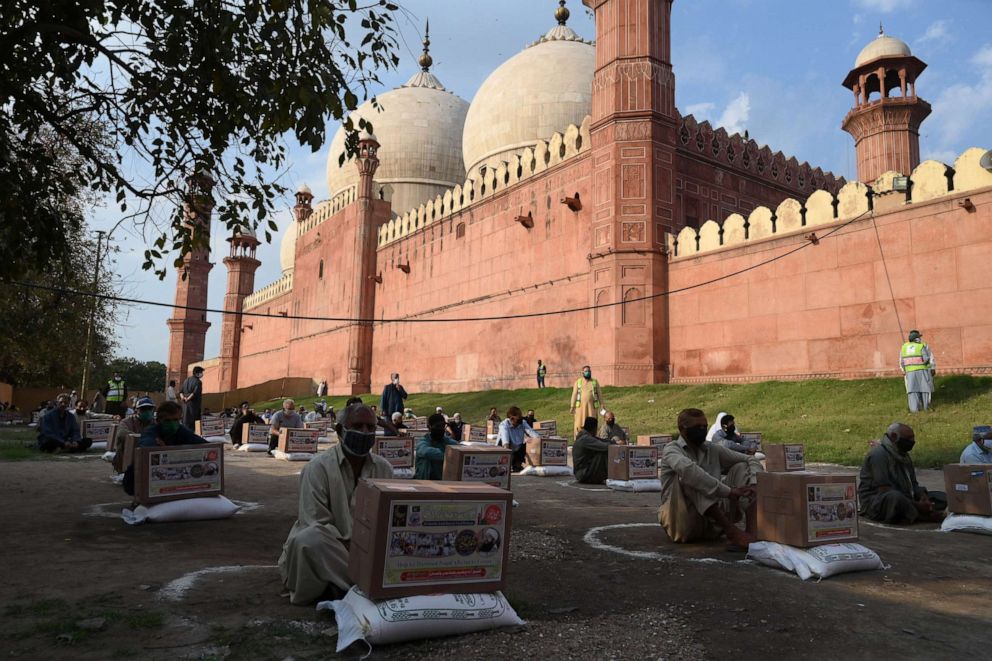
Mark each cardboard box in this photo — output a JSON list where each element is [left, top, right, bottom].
[[608, 444, 659, 481], [756, 472, 859, 548], [242, 423, 270, 445], [637, 434, 673, 448], [486, 420, 497, 437], [764, 443, 806, 472], [740, 432, 763, 452], [374, 436, 415, 470], [81, 419, 117, 445], [525, 437, 569, 467], [304, 419, 332, 432], [114, 432, 140, 474], [349, 479, 513, 600], [277, 428, 319, 454], [133, 442, 225, 505], [461, 424, 489, 444], [442, 445, 513, 489], [533, 420, 558, 438], [943, 464, 992, 515], [406, 416, 429, 432], [195, 416, 226, 437]]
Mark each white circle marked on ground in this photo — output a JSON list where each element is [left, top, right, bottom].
[[556, 480, 610, 492], [159, 565, 278, 602], [860, 520, 940, 533], [583, 522, 741, 565]]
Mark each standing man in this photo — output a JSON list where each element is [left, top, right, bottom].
[[900, 330, 935, 412], [278, 404, 393, 605], [179, 366, 205, 429], [380, 373, 408, 418], [496, 406, 541, 472], [569, 365, 604, 438], [536, 360, 547, 388], [165, 380, 177, 403], [104, 371, 128, 417]]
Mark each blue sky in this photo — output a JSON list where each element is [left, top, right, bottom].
[[90, 0, 992, 362]]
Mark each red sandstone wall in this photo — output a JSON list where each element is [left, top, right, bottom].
[[667, 187, 992, 381], [369, 154, 597, 393]]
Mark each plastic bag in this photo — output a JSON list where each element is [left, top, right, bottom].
[[606, 479, 661, 492], [317, 587, 523, 653], [237, 443, 269, 452], [518, 465, 573, 477], [122, 495, 241, 525], [747, 541, 884, 580], [272, 450, 315, 462], [101, 451, 116, 463], [941, 513, 992, 536]]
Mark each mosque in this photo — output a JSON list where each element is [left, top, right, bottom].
[[166, 0, 992, 395]]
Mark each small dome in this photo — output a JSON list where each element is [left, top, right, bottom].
[[855, 31, 912, 68], [279, 219, 297, 273], [296, 183, 312, 195], [461, 14, 594, 176]]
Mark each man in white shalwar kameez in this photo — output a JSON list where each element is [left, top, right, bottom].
[[278, 404, 393, 605]]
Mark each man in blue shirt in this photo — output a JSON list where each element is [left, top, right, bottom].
[[961, 428, 992, 464], [380, 373, 408, 418], [123, 400, 206, 495], [37, 394, 90, 453], [414, 413, 459, 480], [497, 406, 541, 472]]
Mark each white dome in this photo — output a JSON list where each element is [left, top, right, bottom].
[[856, 33, 912, 68], [462, 25, 594, 176], [326, 74, 468, 218], [279, 220, 297, 273]]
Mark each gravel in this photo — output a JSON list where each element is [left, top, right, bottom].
[[509, 529, 571, 562]]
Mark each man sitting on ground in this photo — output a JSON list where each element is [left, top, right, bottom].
[[497, 406, 541, 472], [279, 404, 393, 605], [230, 401, 264, 449], [414, 413, 459, 479], [859, 422, 947, 523], [391, 412, 408, 435], [123, 401, 207, 494], [113, 396, 157, 471], [658, 408, 762, 547], [708, 413, 758, 455], [524, 409, 537, 427], [446, 412, 464, 441], [268, 399, 303, 455], [573, 416, 622, 484], [37, 394, 90, 453], [602, 411, 628, 444], [960, 428, 992, 464]]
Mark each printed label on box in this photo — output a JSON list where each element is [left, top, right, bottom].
[[283, 429, 319, 453], [628, 447, 658, 479], [460, 453, 511, 489], [642, 435, 673, 447], [956, 484, 969, 492], [305, 420, 330, 432], [197, 417, 225, 437], [741, 432, 762, 451], [82, 420, 115, 442], [540, 439, 568, 466], [245, 424, 269, 444], [468, 426, 487, 443], [146, 446, 222, 498], [375, 438, 413, 469], [805, 483, 858, 543], [384, 500, 506, 588], [784, 444, 805, 470]]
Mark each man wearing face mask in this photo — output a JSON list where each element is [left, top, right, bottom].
[[113, 396, 157, 459], [73, 398, 117, 448], [415, 413, 460, 480], [900, 330, 935, 412], [279, 404, 393, 605], [380, 373, 408, 418], [859, 422, 947, 523], [961, 428, 992, 464], [658, 408, 762, 548], [708, 413, 756, 455], [123, 401, 206, 495], [229, 401, 264, 449], [497, 406, 542, 472], [570, 365, 604, 438], [179, 366, 205, 428], [37, 394, 89, 453], [602, 411, 628, 444], [268, 398, 304, 455]]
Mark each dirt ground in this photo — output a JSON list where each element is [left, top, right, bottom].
[[1, 446, 990, 660]]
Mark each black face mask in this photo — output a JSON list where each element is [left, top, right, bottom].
[[724, 425, 736, 436], [341, 429, 375, 456], [895, 436, 916, 453], [684, 426, 708, 446]]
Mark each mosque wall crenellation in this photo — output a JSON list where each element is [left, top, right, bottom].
[[377, 116, 593, 247], [669, 147, 992, 260]]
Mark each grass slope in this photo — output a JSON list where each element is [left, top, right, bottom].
[[252, 375, 992, 468]]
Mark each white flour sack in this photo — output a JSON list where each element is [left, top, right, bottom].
[[391, 467, 414, 479], [271, 450, 315, 462], [747, 542, 884, 580], [90, 441, 108, 451], [941, 514, 992, 536], [237, 443, 269, 452], [121, 496, 241, 525], [203, 436, 229, 444], [606, 479, 661, 492], [518, 465, 573, 477], [317, 588, 524, 652]]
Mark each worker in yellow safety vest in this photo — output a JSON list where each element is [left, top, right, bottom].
[[899, 330, 935, 412], [570, 365, 604, 438], [104, 373, 128, 417]]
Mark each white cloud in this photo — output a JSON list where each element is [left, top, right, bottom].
[[973, 44, 992, 68], [923, 44, 992, 157], [852, 0, 915, 12], [917, 19, 952, 46], [683, 102, 715, 118], [717, 93, 751, 135]]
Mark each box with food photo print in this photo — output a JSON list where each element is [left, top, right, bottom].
[[636, 434, 673, 448], [443, 445, 513, 490], [349, 479, 513, 600], [374, 436, 415, 470], [756, 472, 858, 548], [195, 416, 226, 438], [133, 442, 225, 505], [608, 444, 659, 481], [524, 437, 569, 467]]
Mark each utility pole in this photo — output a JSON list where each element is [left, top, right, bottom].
[[80, 230, 106, 399]]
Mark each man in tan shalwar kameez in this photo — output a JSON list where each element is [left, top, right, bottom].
[[569, 365, 604, 438], [279, 405, 393, 605], [658, 408, 762, 548]]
